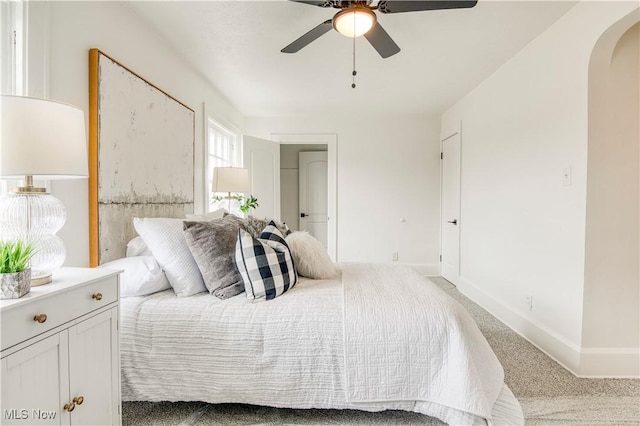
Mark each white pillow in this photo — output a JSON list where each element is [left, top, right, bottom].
[[98, 256, 171, 298], [126, 236, 152, 257], [185, 208, 226, 221], [133, 217, 206, 297], [285, 231, 339, 280]]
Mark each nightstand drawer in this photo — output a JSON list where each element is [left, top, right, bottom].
[[1, 274, 118, 351]]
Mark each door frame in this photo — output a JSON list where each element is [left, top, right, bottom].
[[271, 133, 338, 261], [440, 122, 462, 284]]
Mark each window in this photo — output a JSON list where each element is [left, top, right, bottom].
[[1, 0, 25, 195], [1, 0, 24, 96], [206, 118, 241, 211]]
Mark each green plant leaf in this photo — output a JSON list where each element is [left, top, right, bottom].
[[0, 240, 35, 274], [238, 194, 259, 213]]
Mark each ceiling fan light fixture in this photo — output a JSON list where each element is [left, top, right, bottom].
[[333, 6, 376, 38]]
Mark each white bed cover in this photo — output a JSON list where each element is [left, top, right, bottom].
[[120, 263, 523, 425]]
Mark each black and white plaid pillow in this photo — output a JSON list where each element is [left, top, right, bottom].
[[235, 221, 298, 301]]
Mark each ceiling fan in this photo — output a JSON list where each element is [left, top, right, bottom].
[[281, 0, 478, 58]]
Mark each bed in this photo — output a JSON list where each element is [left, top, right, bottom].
[[88, 52, 523, 425], [117, 260, 523, 425]]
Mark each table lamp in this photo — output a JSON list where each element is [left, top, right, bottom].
[[212, 167, 249, 212], [0, 95, 88, 285]]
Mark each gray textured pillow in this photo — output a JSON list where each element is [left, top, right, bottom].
[[223, 213, 291, 237], [182, 215, 247, 299]]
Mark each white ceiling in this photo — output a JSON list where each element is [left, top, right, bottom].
[[127, 0, 577, 117]]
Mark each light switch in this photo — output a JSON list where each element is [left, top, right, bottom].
[[562, 167, 572, 186]]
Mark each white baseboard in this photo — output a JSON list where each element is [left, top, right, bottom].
[[455, 275, 640, 378], [579, 347, 640, 378], [405, 263, 440, 276]]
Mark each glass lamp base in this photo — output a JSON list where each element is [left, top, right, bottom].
[[0, 192, 67, 286], [31, 274, 52, 287]]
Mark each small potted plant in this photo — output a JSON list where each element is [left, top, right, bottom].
[[0, 240, 35, 299], [237, 195, 259, 214], [210, 194, 259, 216]]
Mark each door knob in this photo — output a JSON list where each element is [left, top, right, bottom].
[[448, 219, 458, 225], [300, 213, 307, 218]]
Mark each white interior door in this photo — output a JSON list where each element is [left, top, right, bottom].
[[242, 135, 280, 220], [299, 151, 328, 248], [271, 133, 337, 261], [441, 131, 461, 283]]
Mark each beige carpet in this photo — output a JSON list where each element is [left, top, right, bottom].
[[122, 277, 639, 425]]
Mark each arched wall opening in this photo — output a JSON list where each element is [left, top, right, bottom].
[[583, 13, 639, 376]]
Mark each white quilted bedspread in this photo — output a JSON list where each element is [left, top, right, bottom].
[[120, 263, 512, 425], [343, 263, 504, 419]]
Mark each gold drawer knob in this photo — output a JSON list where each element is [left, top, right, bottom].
[[73, 396, 84, 405], [63, 402, 75, 412], [33, 314, 47, 323], [92, 292, 103, 301]]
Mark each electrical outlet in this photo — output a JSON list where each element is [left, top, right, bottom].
[[526, 295, 534, 311], [392, 252, 399, 261]]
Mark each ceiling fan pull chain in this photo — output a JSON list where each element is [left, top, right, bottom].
[[351, 31, 357, 89]]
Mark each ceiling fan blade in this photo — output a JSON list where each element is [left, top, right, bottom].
[[364, 23, 400, 58], [378, 0, 478, 14], [288, 0, 334, 7], [281, 20, 334, 53]]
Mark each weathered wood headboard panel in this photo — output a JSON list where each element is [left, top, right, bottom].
[[88, 49, 195, 266]]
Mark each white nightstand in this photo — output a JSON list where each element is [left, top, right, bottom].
[[1, 267, 121, 426]]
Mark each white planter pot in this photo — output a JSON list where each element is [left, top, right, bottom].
[[0, 268, 31, 299]]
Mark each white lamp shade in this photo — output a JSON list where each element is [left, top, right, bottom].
[[333, 7, 376, 38], [1, 95, 88, 179], [213, 167, 250, 193]]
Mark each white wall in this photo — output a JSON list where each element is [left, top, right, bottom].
[[582, 22, 639, 372], [39, 1, 244, 267], [246, 116, 441, 273], [441, 2, 639, 376], [33, 2, 440, 272]]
